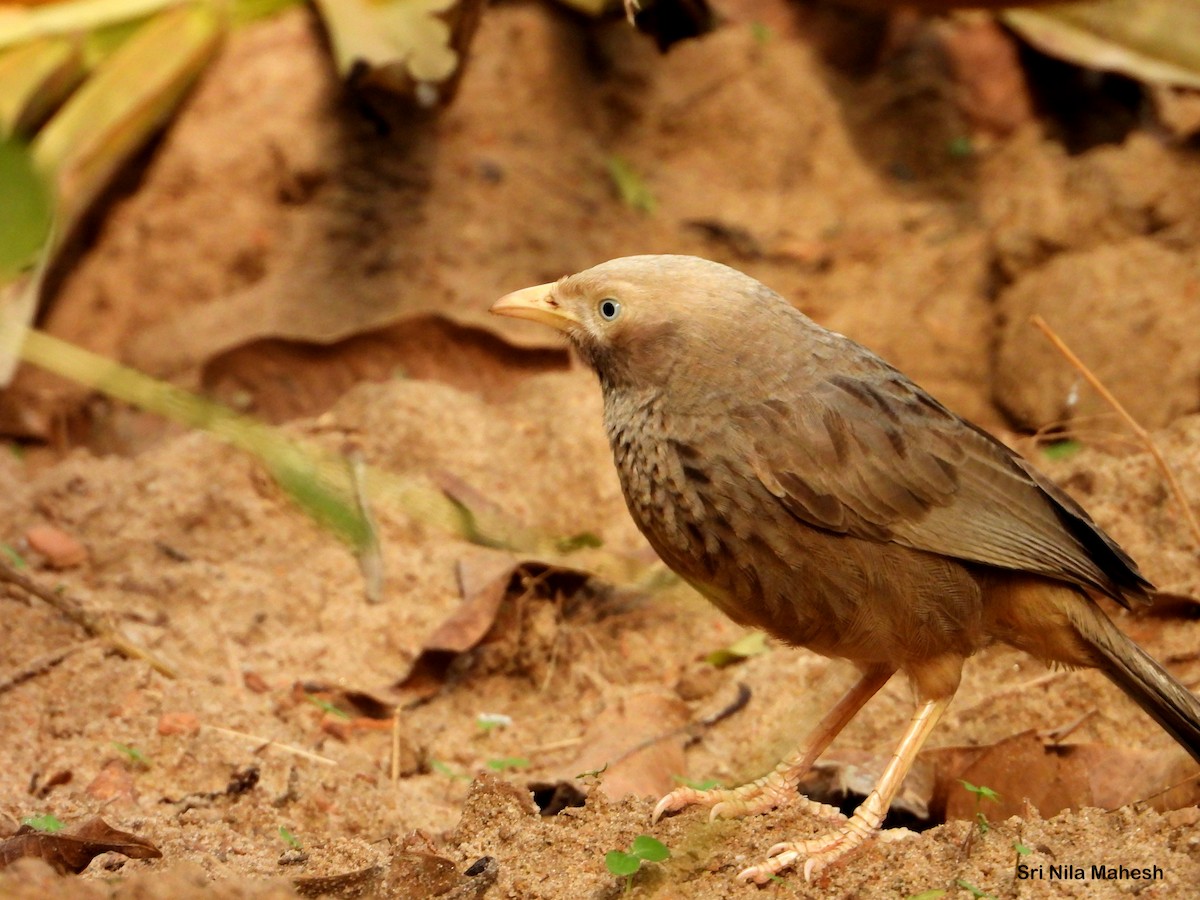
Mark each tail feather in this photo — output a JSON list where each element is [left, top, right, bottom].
[[1070, 604, 1200, 765]]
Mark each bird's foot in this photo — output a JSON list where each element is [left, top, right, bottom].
[[736, 790, 913, 884], [652, 770, 845, 824]]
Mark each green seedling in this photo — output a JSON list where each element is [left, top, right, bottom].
[[486, 756, 531, 772], [605, 155, 656, 214], [112, 742, 150, 768], [430, 760, 470, 781], [606, 835, 669, 893], [279, 826, 301, 849], [1042, 439, 1082, 461], [556, 531, 603, 552], [955, 879, 995, 898], [1, 543, 27, 568], [1013, 840, 1031, 856], [576, 762, 608, 780], [673, 775, 721, 791], [22, 813, 64, 832], [959, 779, 999, 836], [475, 713, 511, 733], [306, 694, 352, 720], [947, 136, 973, 159]]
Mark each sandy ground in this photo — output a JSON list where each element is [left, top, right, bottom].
[[2, 2, 1200, 897]]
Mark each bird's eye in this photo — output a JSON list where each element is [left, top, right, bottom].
[[598, 298, 621, 321]]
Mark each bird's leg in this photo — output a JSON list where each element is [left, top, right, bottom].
[[738, 694, 951, 884], [652, 665, 893, 824]]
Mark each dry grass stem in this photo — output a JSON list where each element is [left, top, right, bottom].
[[0, 557, 176, 678], [1031, 314, 1200, 553], [0, 639, 97, 695], [203, 724, 337, 766]]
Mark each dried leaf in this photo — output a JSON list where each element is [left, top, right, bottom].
[[393, 553, 597, 702], [924, 730, 1200, 821], [1004, 1, 1200, 90], [560, 690, 689, 800], [0, 816, 161, 874], [312, 0, 484, 108], [293, 863, 386, 898]]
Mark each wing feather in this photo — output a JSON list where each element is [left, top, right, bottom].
[[733, 343, 1150, 605]]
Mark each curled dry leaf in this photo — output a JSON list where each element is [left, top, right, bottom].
[[311, 0, 486, 109], [924, 730, 1200, 822], [0, 816, 161, 874], [393, 550, 598, 703], [534, 689, 689, 802], [1003, 0, 1200, 90]]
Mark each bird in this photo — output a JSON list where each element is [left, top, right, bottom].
[[490, 254, 1200, 883]]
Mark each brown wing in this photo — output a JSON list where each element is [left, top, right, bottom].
[[733, 348, 1151, 605]]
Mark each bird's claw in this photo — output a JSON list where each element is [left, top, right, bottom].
[[654, 773, 845, 824], [735, 803, 905, 883]]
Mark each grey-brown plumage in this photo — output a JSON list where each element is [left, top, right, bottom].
[[491, 254, 1200, 881]]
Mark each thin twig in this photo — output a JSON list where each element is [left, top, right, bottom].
[[0, 639, 98, 695], [0, 558, 177, 678], [1031, 314, 1200, 552], [203, 724, 337, 766]]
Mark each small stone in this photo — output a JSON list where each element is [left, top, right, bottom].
[[86, 760, 138, 804], [157, 712, 201, 736], [25, 524, 88, 569]]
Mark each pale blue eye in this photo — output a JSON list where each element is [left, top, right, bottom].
[[598, 298, 621, 321]]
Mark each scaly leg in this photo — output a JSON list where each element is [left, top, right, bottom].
[[652, 665, 893, 824], [738, 694, 951, 883]]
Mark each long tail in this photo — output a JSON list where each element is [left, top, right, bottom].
[[1070, 603, 1200, 764]]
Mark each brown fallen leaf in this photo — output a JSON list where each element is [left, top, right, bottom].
[[925, 730, 1200, 822], [393, 551, 601, 704], [0, 816, 161, 874], [545, 689, 689, 802]]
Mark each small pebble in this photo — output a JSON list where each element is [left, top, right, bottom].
[[157, 712, 201, 736], [25, 524, 88, 569]]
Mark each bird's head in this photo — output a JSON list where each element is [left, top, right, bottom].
[[491, 255, 783, 392]]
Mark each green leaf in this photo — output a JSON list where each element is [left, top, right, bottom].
[[1013, 840, 1031, 856], [556, 531, 603, 552], [306, 694, 352, 719], [1, 543, 27, 569], [705, 631, 769, 667], [430, 759, 469, 781], [279, 826, 302, 849], [959, 779, 1000, 802], [112, 741, 150, 767], [21, 813, 65, 833], [0, 139, 54, 282], [673, 775, 720, 791], [1042, 439, 1082, 461], [955, 880, 993, 899], [630, 834, 669, 862], [485, 756, 531, 772], [605, 850, 641, 877], [606, 155, 656, 214]]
